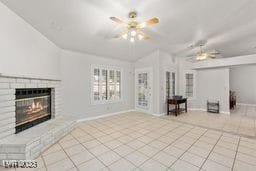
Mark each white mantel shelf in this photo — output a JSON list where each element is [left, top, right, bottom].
[[0, 73, 61, 81]]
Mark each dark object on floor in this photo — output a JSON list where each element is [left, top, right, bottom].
[[167, 97, 187, 116], [207, 101, 220, 113], [230, 91, 236, 109]]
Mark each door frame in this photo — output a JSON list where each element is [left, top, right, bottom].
[[135, 67, 153, 114]]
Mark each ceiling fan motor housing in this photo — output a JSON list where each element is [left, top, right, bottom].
[[128, 11, 138, 28], [129, 11, 137, 19]]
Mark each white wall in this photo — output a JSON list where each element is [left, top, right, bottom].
[[196, 68, 230, 113], [60, 50, 134, 120], [0, 2, 61, 79], [178, 58, 230, 113], [230, 65, 256, 105]]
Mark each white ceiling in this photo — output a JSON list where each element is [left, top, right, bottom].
[[1, 0, 256, 61]]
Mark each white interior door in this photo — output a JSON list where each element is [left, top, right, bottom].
[[135, 68, 152, 113]]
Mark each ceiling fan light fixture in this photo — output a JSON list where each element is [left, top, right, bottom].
[[139, 22, 146, 28], [131, 30, 137, 37], [138, 34, 143, 40], [122, 33, 128, 40], [110, 11, 158, 42], [196, 53, 208, 60]]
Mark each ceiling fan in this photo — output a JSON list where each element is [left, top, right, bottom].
[[110, 11, 159, 42], [187, 44, 221, 61]]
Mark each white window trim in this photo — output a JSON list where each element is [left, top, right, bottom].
[[164, 69, 177, 102], [184, 70, 196, 100], [91, 64, 123, 105]]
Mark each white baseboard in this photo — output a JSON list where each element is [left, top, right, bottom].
[[134, 108, 166, 117], [76, 107, 231, 123], [188, 108, 206, 111], [77, 109, 136, 122], [188, 108, 230, 115], [220, 111, 230, 115], [237, 103, 256, 107], [151, 113, 166, 117]]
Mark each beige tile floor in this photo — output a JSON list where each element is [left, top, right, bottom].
[[162, 105, 256, 138], [2, 111, 256, 171]]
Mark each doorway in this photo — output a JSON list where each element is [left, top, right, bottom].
[[135, 68, 153, 113]]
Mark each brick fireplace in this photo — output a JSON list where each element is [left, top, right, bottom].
[[0, 74, 75, 163], [0, 75, 60, 139]]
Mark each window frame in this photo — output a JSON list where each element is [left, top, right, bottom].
[[164, 69, 177, 102], [91, 64, 123, 105], [184, 70, 196, 100]]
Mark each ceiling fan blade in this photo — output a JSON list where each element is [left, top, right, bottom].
[[137, 31, 150, 39], [210, 52, 221, 55], [208, 54, 217, 58], [208, 51, 221, 58], [110, 17, 127, 25], [137, 17, 159, 29]]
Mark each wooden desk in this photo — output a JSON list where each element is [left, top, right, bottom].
[[167, 98, 187, 116]]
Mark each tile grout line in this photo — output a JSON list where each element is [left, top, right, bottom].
[[135, 123, 205, 169], [167, 127, 209, 170], [237, 116, 243, 137], [58, 139, 80, 171], [70, 131, 112, 170], [38, 125, 77, 169], [198, 132, 224, 170], [83, 118, 187, 170], [74, 119, 155, 170], [40, 154, 49, 171], [231, 136, 241, 171], [121, 121, 187, 169], [134, 123, 192, 169], [122, 118, 208, 169], [103, 115, 171, 169]]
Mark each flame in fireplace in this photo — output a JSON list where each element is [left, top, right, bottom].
[[27, 102, 45, 114]]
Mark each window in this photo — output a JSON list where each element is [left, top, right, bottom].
[[166, 72, 171, 99], [116, 71, 121, 99], [138, 73, 148, 107], [109, 70, 115, 100], [166, 71, 176, 99], [172, 72, 175, 95], [185, 73, 194, 98], [93, 69, 100, 100], [92, 65, 122, 104], [102, 69, 108, 100]]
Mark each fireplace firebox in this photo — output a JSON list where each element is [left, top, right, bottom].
[[15, 88, 51, 133]]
